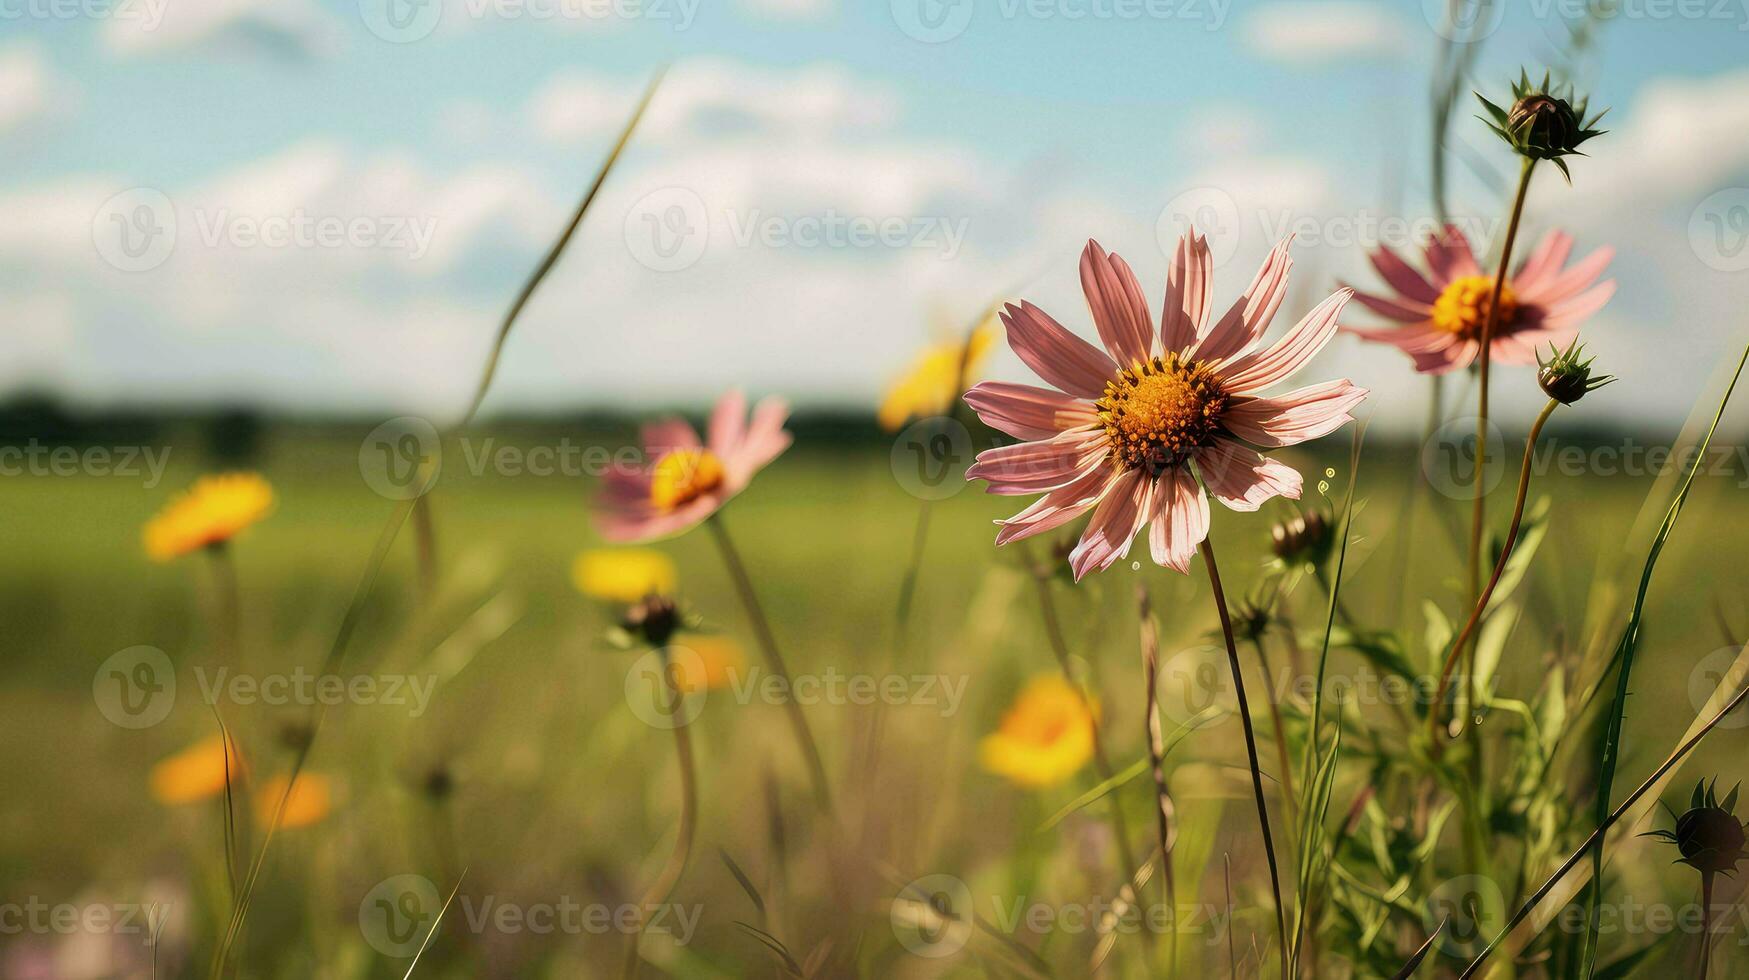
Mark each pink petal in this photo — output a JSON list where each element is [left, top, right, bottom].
[[1423, 225, 1481, 282], [1080, 240, 1155, 366], [1345, 322, 1456, 358], [726, 396, 791, 486], [1160, 227, 1213, 355], [1217, 288, 1352, 394], [994, 465, 1118, 546], [1194, 237, 1292, 363], [1511, 229, 1573, 292], [1525, 280, 1615, 333], [1223, 380, 1367, 448], [1147, 467, 1209, 574], [967, 427, 1108, 495], [1414, 338, 1478, 374], [1367, 243, 1441, 305], [1068, 468, 1148, 580], [1195, 438, 1303, 512], [964, 381, 1099, 440], [707, 389, 747, 457], [597, 494, 722, 543], [1515, 245, 1613, 306], [642, 418, 700, 456], [1347, 287, 1432, 323], [1000, 301, 1119, 400]]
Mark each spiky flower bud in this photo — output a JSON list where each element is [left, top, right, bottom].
[[622, 594, 683, 648], [1643, 779, 1749, 875], [1478, 71, 1607, 179], [1271, 510, 1333, 566], [1536, 339, 1613, 405]]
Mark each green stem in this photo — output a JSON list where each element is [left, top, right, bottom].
[[624, 647, 699, 980], [1201, 533, 1288, 980], [412, 495, 438, 601], [706, 513, 833, 816], [1700, 872, 1715, 979], [1432, 398, 1559, 743], [206, 543, 241, 663]]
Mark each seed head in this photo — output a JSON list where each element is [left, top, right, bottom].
[[621, 594, 684, 648], [1536, 339, 1613, 405], [1271, 509, 1334, 566]]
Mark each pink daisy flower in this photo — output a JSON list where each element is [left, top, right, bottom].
[[1344, 226, 1614, 374], [965, 232, 1367, 580], [595, 389, 793, 542]]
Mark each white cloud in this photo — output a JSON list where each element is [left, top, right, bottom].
[[103, 0, 337, 59], [738, 0, 835, 18], [0, 46, 50, 136], [1242, 2, 1411, 64]]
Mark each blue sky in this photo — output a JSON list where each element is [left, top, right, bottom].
[[4, 0, 1749, 430]]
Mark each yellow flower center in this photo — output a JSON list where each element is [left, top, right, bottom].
[[1431, 275, 1518, 338], [648, 449, 726, 512], [1096, 354, 1227, 474]]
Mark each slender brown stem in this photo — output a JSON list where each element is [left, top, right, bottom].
[[1700, 872, 1715, 979], [624, 648, 699, 980], [1201, 534, 1287, 980], [1249, 635, 1298, 823], [1136, 586, 1179, 972], [1459, 671, 1749, 978], [1466, 157, 1538, 711], [706, 513, 833, 815], [1432, 398, 1559, 743], [1030, 560, 1142, 900]]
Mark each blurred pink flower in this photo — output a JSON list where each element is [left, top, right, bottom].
[[1344, 226, 1614, 374], [595, 390, 793, 542], [965, 232, 1366, 580]]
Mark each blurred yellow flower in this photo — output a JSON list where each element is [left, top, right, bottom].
[[150, 733, 244, 805], [980, 675, 1097, 789], [143, 472, 274, 562], [877, 317, 997, 432], [669, 635, 744, 693], [255, 773, 333, 829], [572, 548, 678, 603]]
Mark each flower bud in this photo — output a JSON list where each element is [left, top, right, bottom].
[[1536, 340, 1613, 405], [1271, 510, 1333, 566], [1477, 71, 1606, 178], [1643, 779, 1749, 875], [622, 594, 683, 648]]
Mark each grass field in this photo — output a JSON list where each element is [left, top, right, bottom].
[[5, 413, 1749, 977]]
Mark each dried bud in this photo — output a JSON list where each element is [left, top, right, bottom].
[[1231, 599, 1272, 643], [622, 594, 683, 648], [1271, 510, 1333, 566], [1644, 779, 1748, 875], [422, 763, 454, 801], [1478, 71, 1607, 179], [1536, 339, 1613, 405]]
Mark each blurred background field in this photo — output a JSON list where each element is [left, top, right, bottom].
[[6, 398, 1749, 975]]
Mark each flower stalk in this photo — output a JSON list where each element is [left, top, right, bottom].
[[623, 646, 699, 980]]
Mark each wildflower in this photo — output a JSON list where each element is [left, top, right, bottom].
[[1644, 779, 1748, 875], [621, 594, 685, 648], [572, 548, 678, 604], [143, 473, 274, 561], [1537, 339, 1614, 405], [595, 390, 791, 543], [150, 734, 244, 805], [668, 635, 744, 693], [1270, 509, 1333, 566], [1345, 227, 1614, 375], [980, 675, 1097, 788], [965, 233, 1366, 579], [255, 773, 333, 829], [1478, 70, 1606, 178], [878, 316, 997, 431]]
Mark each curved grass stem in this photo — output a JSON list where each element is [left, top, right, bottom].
[[624, 648, 699, 980]]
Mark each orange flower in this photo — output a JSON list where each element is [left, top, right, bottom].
[[150, 733, 245, 804], [255, 773, 334, 829], [979, 675, 1097, 789], [668, 635, 744, 693], [143, 473, 274, 561]]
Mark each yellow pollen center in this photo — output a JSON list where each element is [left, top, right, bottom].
[[649, 449, 726, 511], [1432, 275, 1518, 338], [1096, 355, 1227, 474]]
